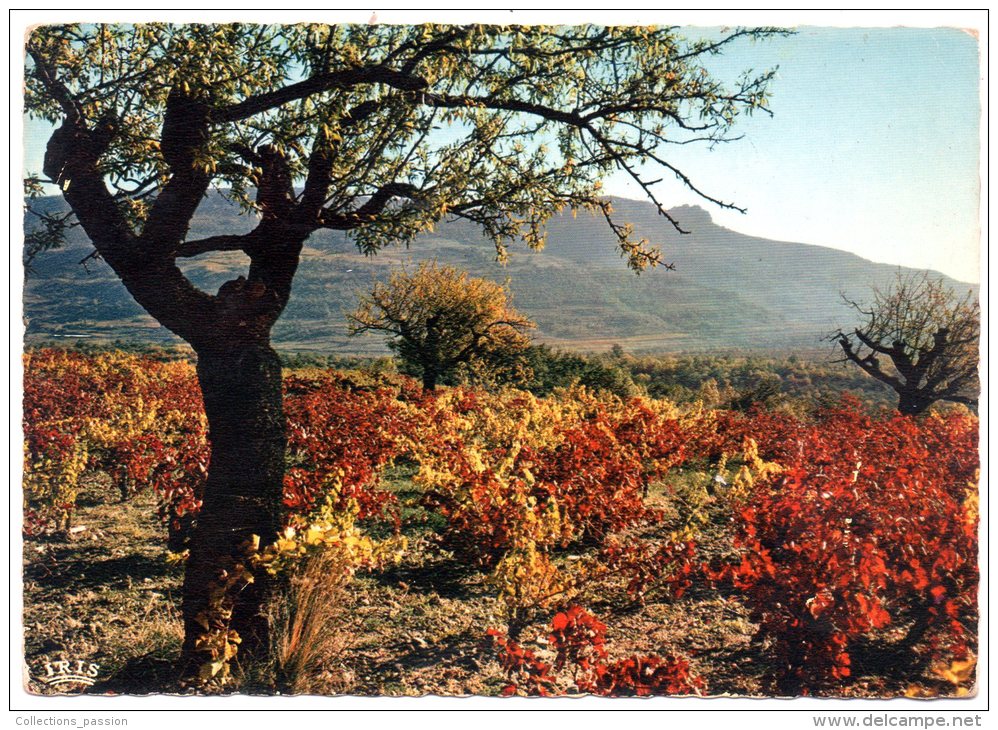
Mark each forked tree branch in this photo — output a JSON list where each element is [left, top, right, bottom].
[[836, 334, 904, 391]]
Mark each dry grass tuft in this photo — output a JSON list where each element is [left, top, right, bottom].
[[268, 548, 354, 695]]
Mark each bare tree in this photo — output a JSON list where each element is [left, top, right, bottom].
[[834, 272, 979, 416]]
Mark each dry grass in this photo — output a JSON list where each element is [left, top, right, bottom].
[[267, 549, 354, 695], [22, 482, 185, 695]]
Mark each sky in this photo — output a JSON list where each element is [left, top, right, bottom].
[[602, 24, 983, 284], [18, 12, 985, 283]]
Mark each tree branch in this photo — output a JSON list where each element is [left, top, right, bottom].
[[26, 43, 86, 124], [174, 233, 258, 258], [26, 41, 222, 347], [909, 328, 949, 385], [213, 66, 428, 123], [837, 335, 903, 391], [671, 28, 784, 63], [853, 328, 898, 357], [938, 393, 978, 407], [141, 88, 213, 247], [299, 98, 385, 220], [420, 91, 584, 127], [318, 182, 424, 230]]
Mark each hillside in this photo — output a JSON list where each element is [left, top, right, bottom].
[[21, 194, 977, 353]]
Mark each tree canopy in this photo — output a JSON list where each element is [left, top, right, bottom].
[[834, 272, 980, 416], [25, 23, 786, 282], [349, 262, 534, 390]]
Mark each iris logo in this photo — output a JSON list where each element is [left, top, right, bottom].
[[37, 659, 100, 687]]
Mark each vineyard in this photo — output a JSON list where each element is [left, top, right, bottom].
[[22, 349, 979, 697]]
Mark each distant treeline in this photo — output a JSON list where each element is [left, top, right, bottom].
[[30, 340, 898, 413], [281, 343, 897, 412]]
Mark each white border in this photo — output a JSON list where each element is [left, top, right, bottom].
[[7, 9, 989, 722]]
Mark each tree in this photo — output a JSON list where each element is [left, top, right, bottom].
[[23, 22, 785, 672], [349, 262, 534, 390], [834, 272, 979, 416], [523, 345, 638, 399]]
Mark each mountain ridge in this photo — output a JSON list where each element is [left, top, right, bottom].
[[22, 194, 977, 354]]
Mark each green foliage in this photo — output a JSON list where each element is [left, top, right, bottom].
[[278, 351, 397, 375], [623, 352, 899, 411], [523, 345, 639, 399], [25, 23, 787, 269], [521, 347, 894, 411]]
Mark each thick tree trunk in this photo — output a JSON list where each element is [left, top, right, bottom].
[[180, 340, 286, 674], [422, 368, 438, 391], [898, 390, 931, 417], [41, 111, 305, 683]]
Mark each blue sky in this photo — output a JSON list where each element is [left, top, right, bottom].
[[603, 26, 982, 284], [20, 20, 983, 283]]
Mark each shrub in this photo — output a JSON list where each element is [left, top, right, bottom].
[[718, 406, 979, 694], [489, 605, 705, 696]]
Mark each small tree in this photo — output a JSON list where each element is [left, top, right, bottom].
[[834, 272, 979, 416], [349, 263, 534, 390], [523, 345, 638, 399]]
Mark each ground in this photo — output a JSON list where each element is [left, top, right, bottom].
[[21, 468, 969, 698]]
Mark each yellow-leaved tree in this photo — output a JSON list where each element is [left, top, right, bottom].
[[349, 262, 534, 390]]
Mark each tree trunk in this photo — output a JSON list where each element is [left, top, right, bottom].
[[422, 367, 438, 391], [898, 390, 930, 417], [41, 115, 304, 682], [180, 339, 286, 675]]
